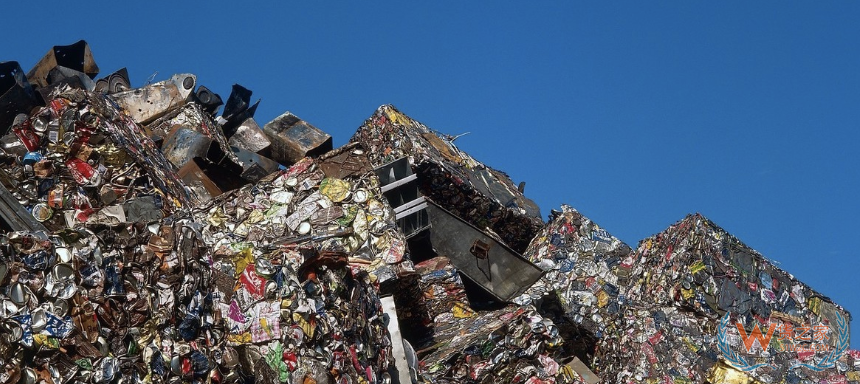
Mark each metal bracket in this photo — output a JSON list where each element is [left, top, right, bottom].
[[470, 239, 492, 281]]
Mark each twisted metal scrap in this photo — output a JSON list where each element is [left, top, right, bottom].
[[791, 312, 849, 372], [717, 312, 773, 372]]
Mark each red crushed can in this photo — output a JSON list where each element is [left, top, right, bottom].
[[49, 99, 68, 115], [239, 264, 267, 299], [66, 158, 95, 185], [13, 120, 41, 152]]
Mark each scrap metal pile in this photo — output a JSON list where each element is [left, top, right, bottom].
[[350, 105, 542, 254], [408, 256, 594, 384], [0, 41, 857, 384], [0, 41, 401, 384], [520, 206, 860, 383]]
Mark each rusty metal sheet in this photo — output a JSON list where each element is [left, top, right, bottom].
[[263, 111, 332, 165], [110, 73, 196, 124], [319, 144, 372, 179], [227, 117, 270, 155], [177, 158, 223, 203], [231, 146, 280, 182], [160, 127, 213, 169], [26, 40, 100, 88], [422, 200, 545, 302]]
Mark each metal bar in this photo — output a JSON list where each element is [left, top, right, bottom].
[[395, 203, 428, 221], [380, 173, 418, 192], [380, 296, 415, 384], [0, 182, 47, 232], [393, 197, 426, 216]]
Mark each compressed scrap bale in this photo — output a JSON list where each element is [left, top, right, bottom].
[[0, 224, 394, 384], [414, 256, 475, 327], [194, 154, 411, 285], [189, 155, 412, 381], [519, 207, 858, 383], [516, 205, 633, 339], [0, 151, 404, 384], [514, 205, 631, 370], [351, 104, 543, 253], [417, 305, 580, 384], [0, 86, 191, 230], [602, 213, 854, 383]]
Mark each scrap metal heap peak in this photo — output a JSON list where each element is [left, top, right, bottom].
[[0, 40, 855, 384], [350, 104, 543, 254], [520, 207, 855, 383]]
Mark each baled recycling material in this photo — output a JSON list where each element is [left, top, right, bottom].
[[0, 91, 405, 382], [351, 105, 542, 254], [519, 206, 859, 383], [408, 256, 593, 384], [0, 41, 856, 384]]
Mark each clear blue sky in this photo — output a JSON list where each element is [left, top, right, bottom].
[[3, 2, 858, 347]]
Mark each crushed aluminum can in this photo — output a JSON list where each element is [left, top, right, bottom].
[[11, 114, 41, 152], [65, 158, 99, 186]]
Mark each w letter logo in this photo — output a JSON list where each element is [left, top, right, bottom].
[[736, 322, 777, 353]]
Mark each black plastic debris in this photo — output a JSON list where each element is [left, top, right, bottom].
[[219, 84, 258, 137]]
